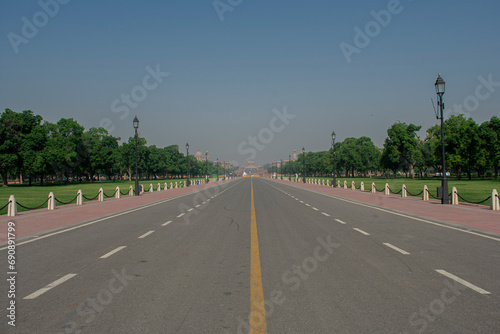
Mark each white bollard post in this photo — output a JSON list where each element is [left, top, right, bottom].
[[337, 181, 341, 188], [129, 185, 134, 196], [451, 187, 459, 205], [175, 182, 178, 188], [48, 192, 55, 210], [402, 184, 407, 198], [351, 181, 355, 190], [423, 185, 429, 201], [371, 182, 376, 193], [343, 181, 347, 189], [491, 189, 499, 211], [77, 190, 83, 205], [157, 183, 161, 192], [149, 183, 153, 193], [164, 182, 168, 190], [7, 195, 17, 217], [115, 186, 120, 199], [384, 183, 390, 196], [360, 181, 364, 192], [140, 184, 144, 194], [98, 188, 104, 202]]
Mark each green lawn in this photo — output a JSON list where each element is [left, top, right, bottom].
[[0, 178, 205, 215], [289, 176, 499, 207]]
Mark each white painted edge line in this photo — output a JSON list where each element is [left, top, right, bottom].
[[176, 213, 185, 218], [335, 219, 347, 225], [161, 220, 172, 226], [24, 273, 77, 300], [100, 246, 127, 259], [265, 181, 500, 243], [312, 207, 319, 211], [321, 212, 330, 216], [383, 243, 410, 255], [138, 230, 155, 239], [435, 269, 491, 295], [353, 228, 370, 236], [0, 181, 241, 251]]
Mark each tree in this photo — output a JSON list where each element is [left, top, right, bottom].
[[381, 122, 422, 178], [83, 127, 120, 181], [479, 116, 500, 179]]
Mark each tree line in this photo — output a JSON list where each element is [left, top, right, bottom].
[[271, 115, 500, 180], [0, 109, 229, 186]]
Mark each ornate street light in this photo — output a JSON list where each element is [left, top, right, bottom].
[[280, 158, 283, 180], [205, 151, 209, 183], [331, 131, 336, 187], [302, 147, 306, 183], [133, 116, 140, 196], [216, 158, 219, 181], [288, 154, 291, 181], [186, 143, 190, 187], [435, 74, 448, 204]]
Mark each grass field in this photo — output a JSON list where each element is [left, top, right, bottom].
[[285, 176, 500, 207], [0, 178, 208, 215]]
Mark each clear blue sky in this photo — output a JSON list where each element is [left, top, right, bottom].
[[1, 0, 499, 167]]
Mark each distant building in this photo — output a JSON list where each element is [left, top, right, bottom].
[[195, 150, 203, 162]]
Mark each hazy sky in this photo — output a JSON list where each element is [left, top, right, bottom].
[[1, 0, 499, 167]]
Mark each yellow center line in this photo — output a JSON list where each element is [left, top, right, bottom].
[[250, 179, 268, 333]]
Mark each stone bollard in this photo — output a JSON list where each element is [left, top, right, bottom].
[[129, 185, 134, 196], [451, 187, 459, 205], [140, 184, 144, 194], [157, 183, 161, 192], [491, 189, 499, 211], [351, 181, 355, 190], [337, 181, 341, 188], [326, 180, 330, 187], [360, 181, 364, 192], [77, 190, 83, 205], [164, 182, 168, 190], [175, 182, 178, 188], [384, 183, 390, 196], [402, 184, 407, 198], [7, 195, 17, 217], [371, 182, 376, 193], [423, 185, 429, 201], [98, 188, 104, 202], [322, 179, 325, 186], [115, 186, 120, 199], [343, 181, 347, 189], [149, 183, 154, 193], [170, 182, 173, 189], [48, 192, 55, 210]]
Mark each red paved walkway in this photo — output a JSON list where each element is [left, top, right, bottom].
[[0, 180, 234, 242], [271, 178, 500, 235]]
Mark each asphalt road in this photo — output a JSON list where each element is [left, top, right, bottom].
[[1, 177, 499, 333]]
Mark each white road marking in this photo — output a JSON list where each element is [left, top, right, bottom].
[[0, 180, 245, 251], [353, 228, 370, 236], [435, 270, 491, 295], [138, 230, 155, 239], [383, 243, 410, 255], [100, 246, 127, 259], [195, 204, 201, 208], [321, 212, 330, 217], [161, 220, 172, 226], [300, 201, 304, 203], [312, 207, 319, 211], [176, 213, 185, 218], [305, 204, 311, 207], [24, 274, 77, 300], [187, 208, 193, 212], [335, 218, 347, 224], [265, 181, 500, 243]]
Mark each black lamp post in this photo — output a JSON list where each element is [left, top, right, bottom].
[[280, 159, 283, 180], [302, 147, 306, 183], [133, 116, 140, 196], [332, 131, 336, 187], [435, 74, 448, 204], [186, 143, 190, 187], [205, 151, 209, 183], [216, 158, 219, 181], [288, 154, 291, 181]]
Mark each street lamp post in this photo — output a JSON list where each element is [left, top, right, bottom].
[[280, 159, 283, 180], [435, 74, 448, 204], [205, 151, 209, 183], [186, 143, 190, 187], [288, 154, 291, 181], [133, 116, 140, 196], [216, 158, 219, 181], [331, 131, 336, 187], [302, 147, 306, 183]]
